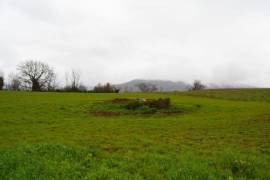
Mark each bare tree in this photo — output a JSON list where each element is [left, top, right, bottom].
[[136, 83, 157, 92], [70, 70, 80, 90], [191, 80, 206, 91], [46, 71, 57, 91], [0, 76, 3, 90], [65, 69, 81, 91], [6, 73, 21, 91], [17, 60, 56, 91]]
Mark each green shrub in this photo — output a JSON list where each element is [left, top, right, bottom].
[[125, 101, 144, 110], [231, 160, 256, 178]]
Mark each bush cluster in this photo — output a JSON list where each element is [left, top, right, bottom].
[[125, 98, 171, 110], [93, 83, 119, 93], [145, 98, 170, 109], [90, 97, 196, 116], [54, 83, 120, 93]]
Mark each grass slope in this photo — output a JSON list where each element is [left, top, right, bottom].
[[0, 90, 269, 179], [183, 88, 270, 102]]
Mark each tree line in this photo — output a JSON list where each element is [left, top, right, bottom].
[[0, 60, 206, 92], [0, 60, 119, 93]]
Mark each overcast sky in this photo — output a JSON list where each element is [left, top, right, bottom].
[[0, 0, 270, 87]]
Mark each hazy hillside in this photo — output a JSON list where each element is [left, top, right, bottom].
[[115, 79, 256, 92], [115, 79, 190, 92], [207, 83, 255, 89]]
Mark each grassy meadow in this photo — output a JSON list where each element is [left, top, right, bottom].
[[0, 90, 269, 179]]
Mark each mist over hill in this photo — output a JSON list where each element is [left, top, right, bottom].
[[115, 79, 191, 92], [114, 79, 255, 92], [207, 83, 255, 89]]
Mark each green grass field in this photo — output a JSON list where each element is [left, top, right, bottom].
[[0, 90, 269, 179]]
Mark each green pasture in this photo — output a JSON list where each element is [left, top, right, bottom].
[[0, 90, 269, 179]]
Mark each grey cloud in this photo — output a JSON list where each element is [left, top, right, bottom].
[[0, 0, 269, 87]]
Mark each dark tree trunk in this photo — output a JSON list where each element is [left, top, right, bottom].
[[32, 79, 41, 91]]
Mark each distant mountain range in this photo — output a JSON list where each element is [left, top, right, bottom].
[[114, 79, 255, 92]]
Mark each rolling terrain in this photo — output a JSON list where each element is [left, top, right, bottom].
[[0, 89, 269, 179]]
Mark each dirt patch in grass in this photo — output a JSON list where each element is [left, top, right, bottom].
[[110, 98, 133, 104], [103, 146, 121, 153], [94, 111, 121, 116], [91, 98, 198, 117]]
